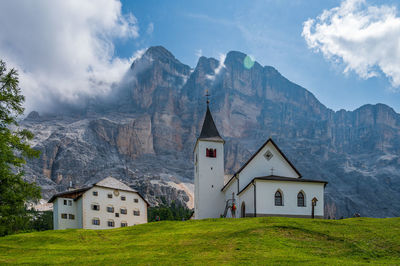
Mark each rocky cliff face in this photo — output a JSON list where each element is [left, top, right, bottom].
[[22, 46, 400, 217]]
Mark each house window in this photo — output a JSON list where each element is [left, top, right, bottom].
[[92, 218, 100, 225], [93, 191, 98, 196], [134, 198, 138, 203], [115, 213, 119, 217], [133, 210, 140, 216], [107, 193, 113, 199], [61, 213, 68, 219], [107, 220, 115, 227], [69, 214, 75, 220], [120, 208, 127, 215], [91, 204, 100, 211], [64, 200, 67, 205], [206, 148, 216, 158], [121, 222, 128, 227], [121, 196, 126, 201], [297, 192, 305, 207], [107, 206, 114, 213], [64, 199, 72, 206], [275, 190, 283, 206]]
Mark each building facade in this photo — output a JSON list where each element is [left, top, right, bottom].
[[49, 177, 148, 230], [194, 104, 327, 219]]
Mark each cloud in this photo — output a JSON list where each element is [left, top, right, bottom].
[[146, 22, 154, 35], [195, 49, 203, 58], [206, 53, 226, 81], [0, 0, 139, 113], [302, 0, 400, 87]]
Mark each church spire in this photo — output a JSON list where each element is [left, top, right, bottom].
[[198, 91, 223, 141]]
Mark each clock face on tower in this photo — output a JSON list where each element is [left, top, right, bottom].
[[113, 190, 119, 196]]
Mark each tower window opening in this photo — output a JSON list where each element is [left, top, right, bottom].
[[206, 148, 217, 158]]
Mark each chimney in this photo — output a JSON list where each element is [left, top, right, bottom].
[[68, 180, 74, 191]]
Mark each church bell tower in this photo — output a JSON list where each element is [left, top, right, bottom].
[[194, 94, 225, 219]]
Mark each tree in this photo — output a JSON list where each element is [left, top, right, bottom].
[[148, 197, 193, 222], [29, 210, 53, 231], [0, 60, 41, 236]]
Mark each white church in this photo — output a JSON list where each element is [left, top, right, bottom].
[[194, 103, 327, 219]]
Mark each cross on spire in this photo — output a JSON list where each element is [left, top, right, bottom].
[[205, 89, 210, 105]]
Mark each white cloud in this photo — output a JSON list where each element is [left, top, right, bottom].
[[146, 22, 154, 35], [132, 48, 147, 62], [215, 53, 226, 75], [206, 53, 226, 81], [195, 49, 203, 58], [0, 0, 139, 112], [302, 0, 400, 87]]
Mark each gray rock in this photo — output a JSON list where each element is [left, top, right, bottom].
[[21, 46, 400, 217]]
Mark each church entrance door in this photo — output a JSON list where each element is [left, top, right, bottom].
[[241, 202, 246, 218]]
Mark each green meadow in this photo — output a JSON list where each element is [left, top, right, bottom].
[[0, 217, 399, 265]]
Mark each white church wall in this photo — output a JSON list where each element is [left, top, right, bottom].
[[194, 140, 225, 219], [255, 180, 324, 218], [239, 186, 254, 217], [82, 186, 147, 229], [238, 142, 300, 192]]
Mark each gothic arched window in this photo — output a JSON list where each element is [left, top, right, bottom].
[[275, 190, 283, 206], [297, 191, 305, 207]]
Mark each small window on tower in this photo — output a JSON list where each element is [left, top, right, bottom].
[[206, 148, 217, 158]]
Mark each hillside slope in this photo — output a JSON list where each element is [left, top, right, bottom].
[[0, 217, 399, 264]]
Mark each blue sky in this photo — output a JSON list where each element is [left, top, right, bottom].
[[1, 0, 400, 113], [117, 0, 400, 112]]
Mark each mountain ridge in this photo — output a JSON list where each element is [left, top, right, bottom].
[[22, 45, 400, 218]]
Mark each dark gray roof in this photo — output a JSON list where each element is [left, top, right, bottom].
[[198, 105, 223, 141], [48, 177, 150, 205], [237, 175, 328, 195], [47, 186, 92, 203]]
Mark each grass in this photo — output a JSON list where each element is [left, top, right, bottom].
[[0, 217, 399, 265]]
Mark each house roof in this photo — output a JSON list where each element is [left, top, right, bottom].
[[96, 176, 137, 192], [47, 186, 92, 203], [48, 176, 150, 205], [222, 138, 302, 191], [198, 105, 223, 141], [237, 175, 328, 196]]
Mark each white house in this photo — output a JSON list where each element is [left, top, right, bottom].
[[194, 103, 327, 219], [48, 177, 149, 230]]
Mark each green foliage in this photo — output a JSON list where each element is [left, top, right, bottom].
[[148, 197, 193, 222], [0, 217, 399, 264], [28, 210, 53, 232], [0, 60, 41, 236]]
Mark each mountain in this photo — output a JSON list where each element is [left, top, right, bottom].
[[21, 46, 400, 218]]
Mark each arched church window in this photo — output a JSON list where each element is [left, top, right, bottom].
[[206, 148, 217, 158], [297, 191, 305, 207], [275, 190, 283, 206]]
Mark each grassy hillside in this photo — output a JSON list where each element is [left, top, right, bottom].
[[0, 217, 399, 265]]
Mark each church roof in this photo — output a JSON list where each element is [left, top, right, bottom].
[[198, 105, 223, 142], [221, 138, 302, 191], [237, 175, 328, 196]]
